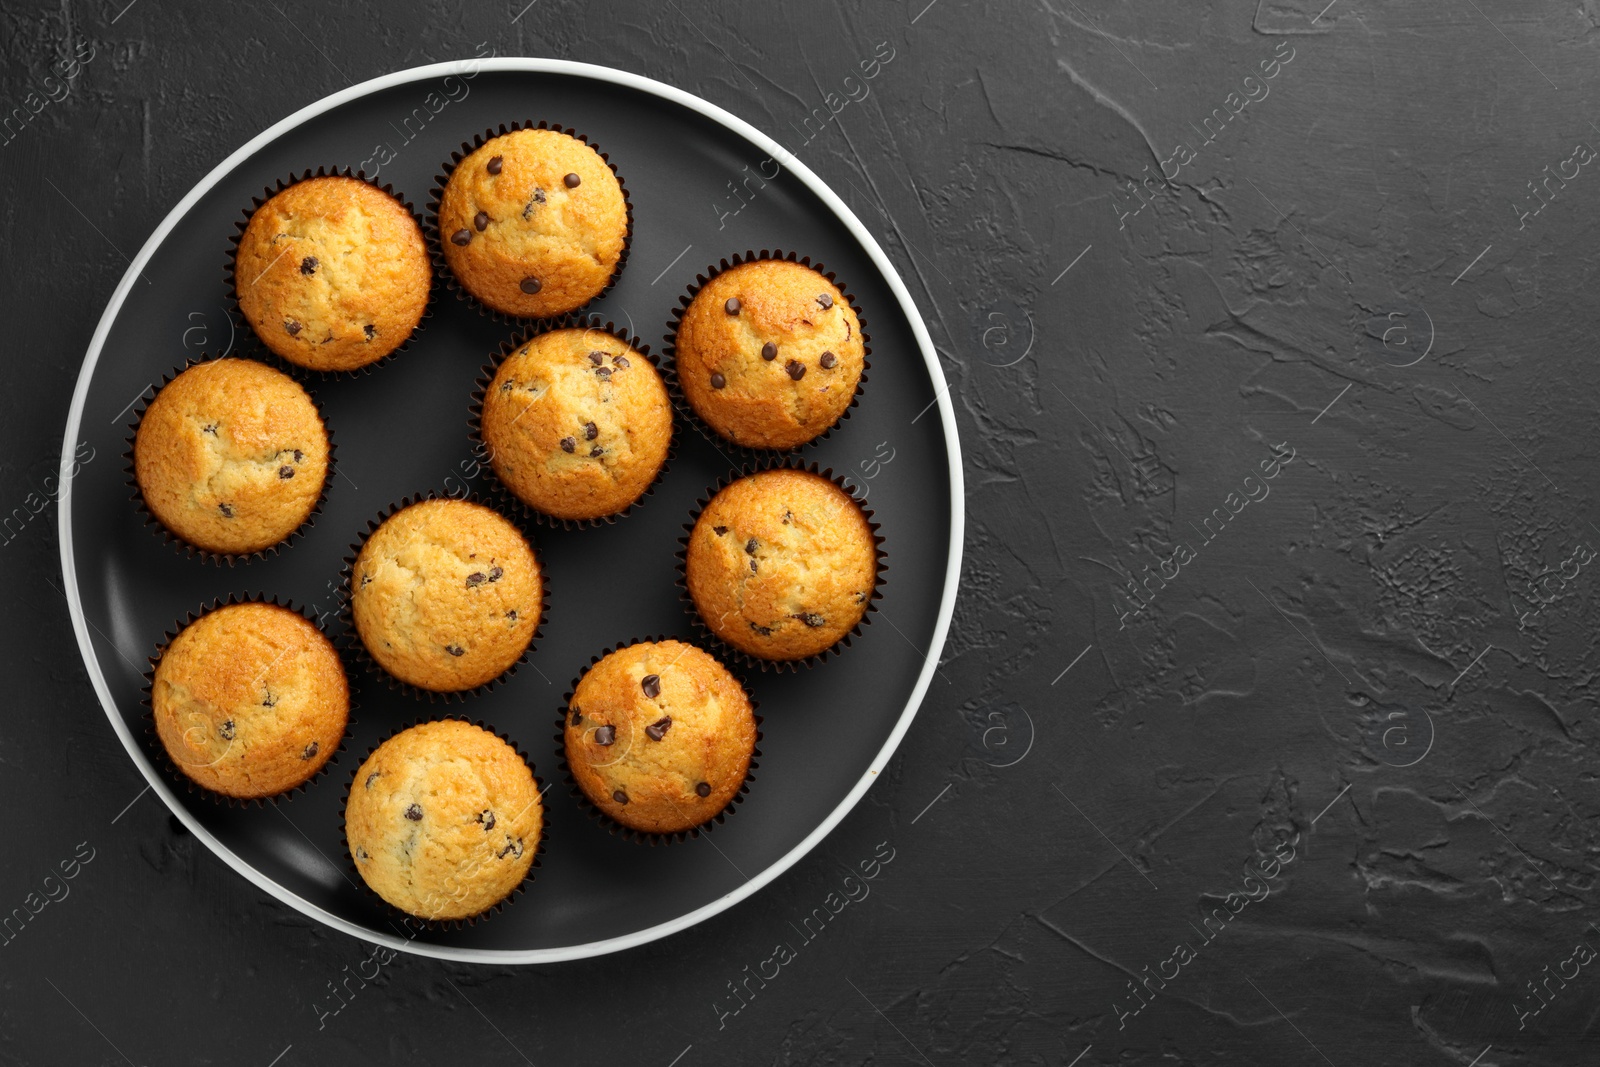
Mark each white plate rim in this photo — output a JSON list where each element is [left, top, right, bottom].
[[56, 56, 965, 964]]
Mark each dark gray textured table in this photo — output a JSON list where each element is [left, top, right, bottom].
[[3, 1, 1596, 1064]]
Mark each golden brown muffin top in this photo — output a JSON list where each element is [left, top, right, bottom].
[[152, 602, 348, 799], [481, 327, 672, 521], [565, 640, 756, 835], [134, 358, 329, 556], [686, 469, 877, 661], [234, 175, 430, 371], [439, 129, 627, 318], [346, 720, 542, 921], [351, 499, 541, 693], [675, 260, 864, 449]]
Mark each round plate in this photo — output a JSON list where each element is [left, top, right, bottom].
[[57, 59, 962, 963]]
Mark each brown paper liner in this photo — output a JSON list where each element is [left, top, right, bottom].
[[554, 636, 762, 845], [141, 594, 355, 808], [465, 313, 677, 531], [124, 355, 336, 567], [337, 493, 549, 703], [225, 166, 433, 380], [339, 715, 546, 930], [661, 249, 871, 461], [426, 122, 633, 325], [677, 458, 886, 674]]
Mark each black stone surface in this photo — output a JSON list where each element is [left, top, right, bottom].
[[2, 1, 1597, 1064]]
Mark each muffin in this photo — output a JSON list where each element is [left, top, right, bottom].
[[346, 720, 542, 921], [480, 327, 672, 522], [134, 358, 329, 556], [437, 128, 627, 318], [674, 259, 864, 449], [686, 469, 877, 662], [564, 640, 756, 835], [152, 602, 348, 799], [234, 175, 430, 371], [350, 499, 541, 692]]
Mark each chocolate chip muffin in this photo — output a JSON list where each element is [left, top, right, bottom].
[[565, 640, 756, 835], [350, 499, 542, 693], [674, 259, 864, 449], [346, 720, 542, 921], [234, 175, 429, 371], [686, 469, 877, 662], [152, 602, 348, 799], [438, 128, 627, 318], [480, 327, 672, 522], [134, 358, 329, 556]]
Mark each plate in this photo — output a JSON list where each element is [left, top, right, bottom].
[[57, 59, 961, 963]]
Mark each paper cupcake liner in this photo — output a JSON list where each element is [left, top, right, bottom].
[[426, 122, 634, 326], [661, 249, 871, 462], [123, 355, 337, 567], [339, 715, 547, 930], [553, 636, 762, 845], [465, 314, 677, 531], [337, 493, 550, 703], [225, 166, 434, 381], [141, 594, 356, 808], [676, 458, 887, 674]]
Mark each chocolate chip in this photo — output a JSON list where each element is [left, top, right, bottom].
[[218, 720, 235, 740], [487, 155, 503, 175], [466, 572, 486, 587], [534, 188, 546, 203], [570, 709, 583, 726], [641, 674, 662, 698], [724, 297, 741, 315], [278, 465, 294, 479], [564, 172, 581, 188], [300, 256, 318, 275], [293, 450, 304, 462], [783, 509, 794, 524], [584, 421, 598, 440], [497, 837, 524, 859], [710, 372, 726, 389], [445, 643, 465, 657], [595, 367, 611, 380], [820, 351, 838, 369], [218, 503, 234, 518], [749, 621, 773, 635], [404, 804, 423, 821], [301, 741, 319, 760], [762, 342, 778, 361], [750, 558, 758, 573], [786, 360, 806, 380], [474, 211, 489, 232], [451, 228, 472, 246], [560, 436, 576, 453], [506, 608, 518, 620], [478, 810, 496, 830], [589, 446, 603, 458], [261, 693, 276, 708], [817, 293, 834, 309], [499, 381, 513, 393], [612, 355, 630, 369], [355, 846, 369, 860], [360, 574, 372, 587], [745, 538, 758, 554], [612, 789, 629, 804], [589, 351, 604, 366], [713, 525, 728, 535], [645, 716, 672, 741], [696, 782, 712, 797], [489, 566, 503, 581], [284, 319, 301, 337], [203, 423, 217, 435], [855, 591, 867, 604], [594, 725, 616, 746], [363, 324, 376, 340], [794, 612, 825, 627], [365, 771, 380, 789], [520, 277, 542, 294]]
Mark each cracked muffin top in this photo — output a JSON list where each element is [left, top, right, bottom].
[[234, 175, 429, 371], [685, 469, 877, 661], [674, 259, 864, 450], [346, 720, 542, 921], [134, 358, 329, 555], [564, 640, 756, 835], [152, 602, 348, 800], [480, 327, 672, 522], [350, 499, 541, 693], [438, 128, 627, 318]]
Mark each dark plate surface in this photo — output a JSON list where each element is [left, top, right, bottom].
[[58, 60, 959, 961]]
